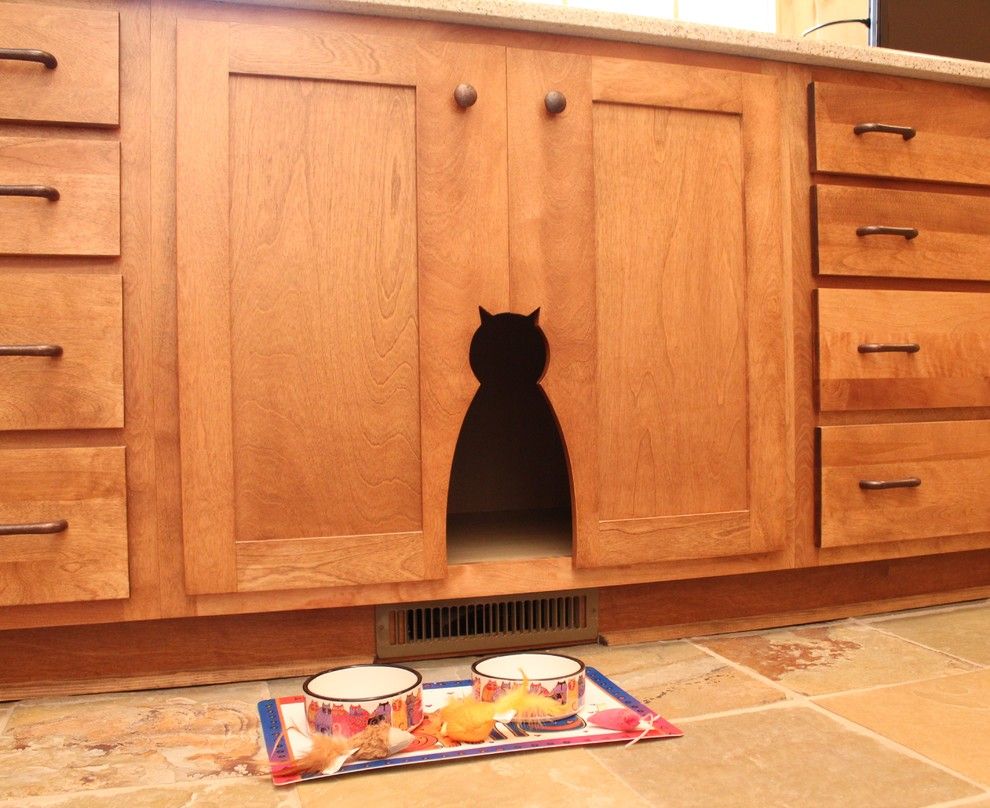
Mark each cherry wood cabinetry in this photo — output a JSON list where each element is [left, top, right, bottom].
[[3, 0, 990, 687]]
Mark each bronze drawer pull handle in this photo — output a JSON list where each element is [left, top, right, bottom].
[[0, 344, 63, 357], [454, 83, 477, 109], [0, 48, 57, 69], [858, 343, 920, 354], [545, 90, 567, 115], [859, 478, 921, 490], [853, 122, 916, 140], [0, 185, 60, 201], [0, 520, 68, 536], [856, 225, 919, 240]]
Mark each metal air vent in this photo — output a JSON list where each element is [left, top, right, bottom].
[[375, 590, 599, 659]]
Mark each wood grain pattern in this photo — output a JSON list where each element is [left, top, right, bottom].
[[0, 606, 374, 700], [819, 421, 990, 548], [817, 288, 990, 411], [178, 19, 433, 594], [0, 136, 119, 256], [228, 21, 416, 85], [814, 185, 990, 281], [0, 446, 127, 607], [594, 101, 749, 520], [227, 74, 422, 545], [0, 273, 123, 430], [589, 61, 789, 568], [505, 48, 595, 564], [416, 41, 510, 578], [175, 19, 236, 594], [811, 81, 990, 185], [591, 56, 742, 112], [0, 2, 118, 126], [598, 512, 752, 565]]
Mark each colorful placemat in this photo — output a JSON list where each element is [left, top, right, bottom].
[[259, 667, 682, 785]]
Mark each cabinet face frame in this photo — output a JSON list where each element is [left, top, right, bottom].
[[176, 20, 508, 594], [575, 57, 790, 568]]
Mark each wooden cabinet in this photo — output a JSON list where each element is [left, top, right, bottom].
[[819, 421, 990, 549], [0, 274, 123, 431], [0, 446, 128, 606], [814, 185, 990, 282], [175, 20, 790, 596], [175, 21, 508, 594], [0, 2, 118, 127], [810, 81, 990, 185], [576, 57, 789, 568], [0, 137, 120, 256]]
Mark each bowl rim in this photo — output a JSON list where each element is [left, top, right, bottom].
[[470, 651, 586, 682], [302, 663, 423, 702]]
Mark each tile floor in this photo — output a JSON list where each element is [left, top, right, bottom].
[[1, 599, 988, 807]]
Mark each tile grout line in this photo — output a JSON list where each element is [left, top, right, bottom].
[[686, 615, 858, 643], [851, 618, 990, 669], [687, 639, 808, 700], [673, 698, 807, 724], [579, 748, 655, 808], [809, 666, 985, 700], [921, 791, 990, 808], [803, 699, 990, 794], [691, 638, 990, 793]]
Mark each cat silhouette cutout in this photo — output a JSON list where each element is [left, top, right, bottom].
[[446, 307, 572, 523]]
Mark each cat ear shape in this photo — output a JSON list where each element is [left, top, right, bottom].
[[479, 306, 494, 324], [527, 308, 541, 324]]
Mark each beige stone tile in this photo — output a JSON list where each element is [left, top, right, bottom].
[[864, 603, 990, 666], [0, 682, 271, 799], [295, 747, 649, 808], [0, 779, 298, 808], [566, 641, 786, 719], [697, 623, 975, 695], [268, 677, 307, 701], [589, 706, 979, 808], [817, 668, 990, 785]]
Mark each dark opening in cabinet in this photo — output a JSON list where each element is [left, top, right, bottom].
[[445, 308, 573, 563]]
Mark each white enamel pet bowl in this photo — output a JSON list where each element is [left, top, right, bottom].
[[471, 652, 586, 718], [303, 663, 423, 737]]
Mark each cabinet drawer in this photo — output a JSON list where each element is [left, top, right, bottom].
[[0, 137, 119, 255], [817, 289, 990, 411], [814, 185, 990, 281], [0, 3, 118, 126], [0, 446, 128, 606], [818, 421, 990, 549], [810, 81, 990, 185], [0, 274, 123, 431]]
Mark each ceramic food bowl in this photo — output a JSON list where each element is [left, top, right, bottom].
[[471, 652, 586, 718], [303, 664, 423, 737]]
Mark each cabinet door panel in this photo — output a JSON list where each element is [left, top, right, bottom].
[[584, 60, 789, 567], [176, 21, 500, 594]]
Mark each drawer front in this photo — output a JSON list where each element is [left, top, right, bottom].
[[0, 274, 123, 431], [819, 421, 990, 548], [0, 137, 119, 255], [817, 289, 990, 411], [0, 3, 118, 126], [814, 185, 990, 282], [0, 446, 128, 606], [810, 81, 990, 186]]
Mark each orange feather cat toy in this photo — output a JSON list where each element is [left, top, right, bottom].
[[438, 677, 568, 743]]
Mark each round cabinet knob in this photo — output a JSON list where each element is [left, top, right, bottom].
[[454, 83, 478, 109], [545, 90, 567, 115]]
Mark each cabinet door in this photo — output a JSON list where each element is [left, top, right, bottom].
[[581, 58, 789, 567], [176, 21, 504, 594]]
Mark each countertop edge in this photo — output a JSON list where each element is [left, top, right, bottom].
[[213, 0, 990, 87]]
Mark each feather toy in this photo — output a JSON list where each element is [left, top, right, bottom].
[[438, 676, 568, 743], [271, 721, 414, 777]]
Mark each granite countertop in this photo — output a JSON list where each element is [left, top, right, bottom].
[[218, 0, 990, 87]]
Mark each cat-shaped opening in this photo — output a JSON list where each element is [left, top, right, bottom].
[[447, 307, 573, 561]]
